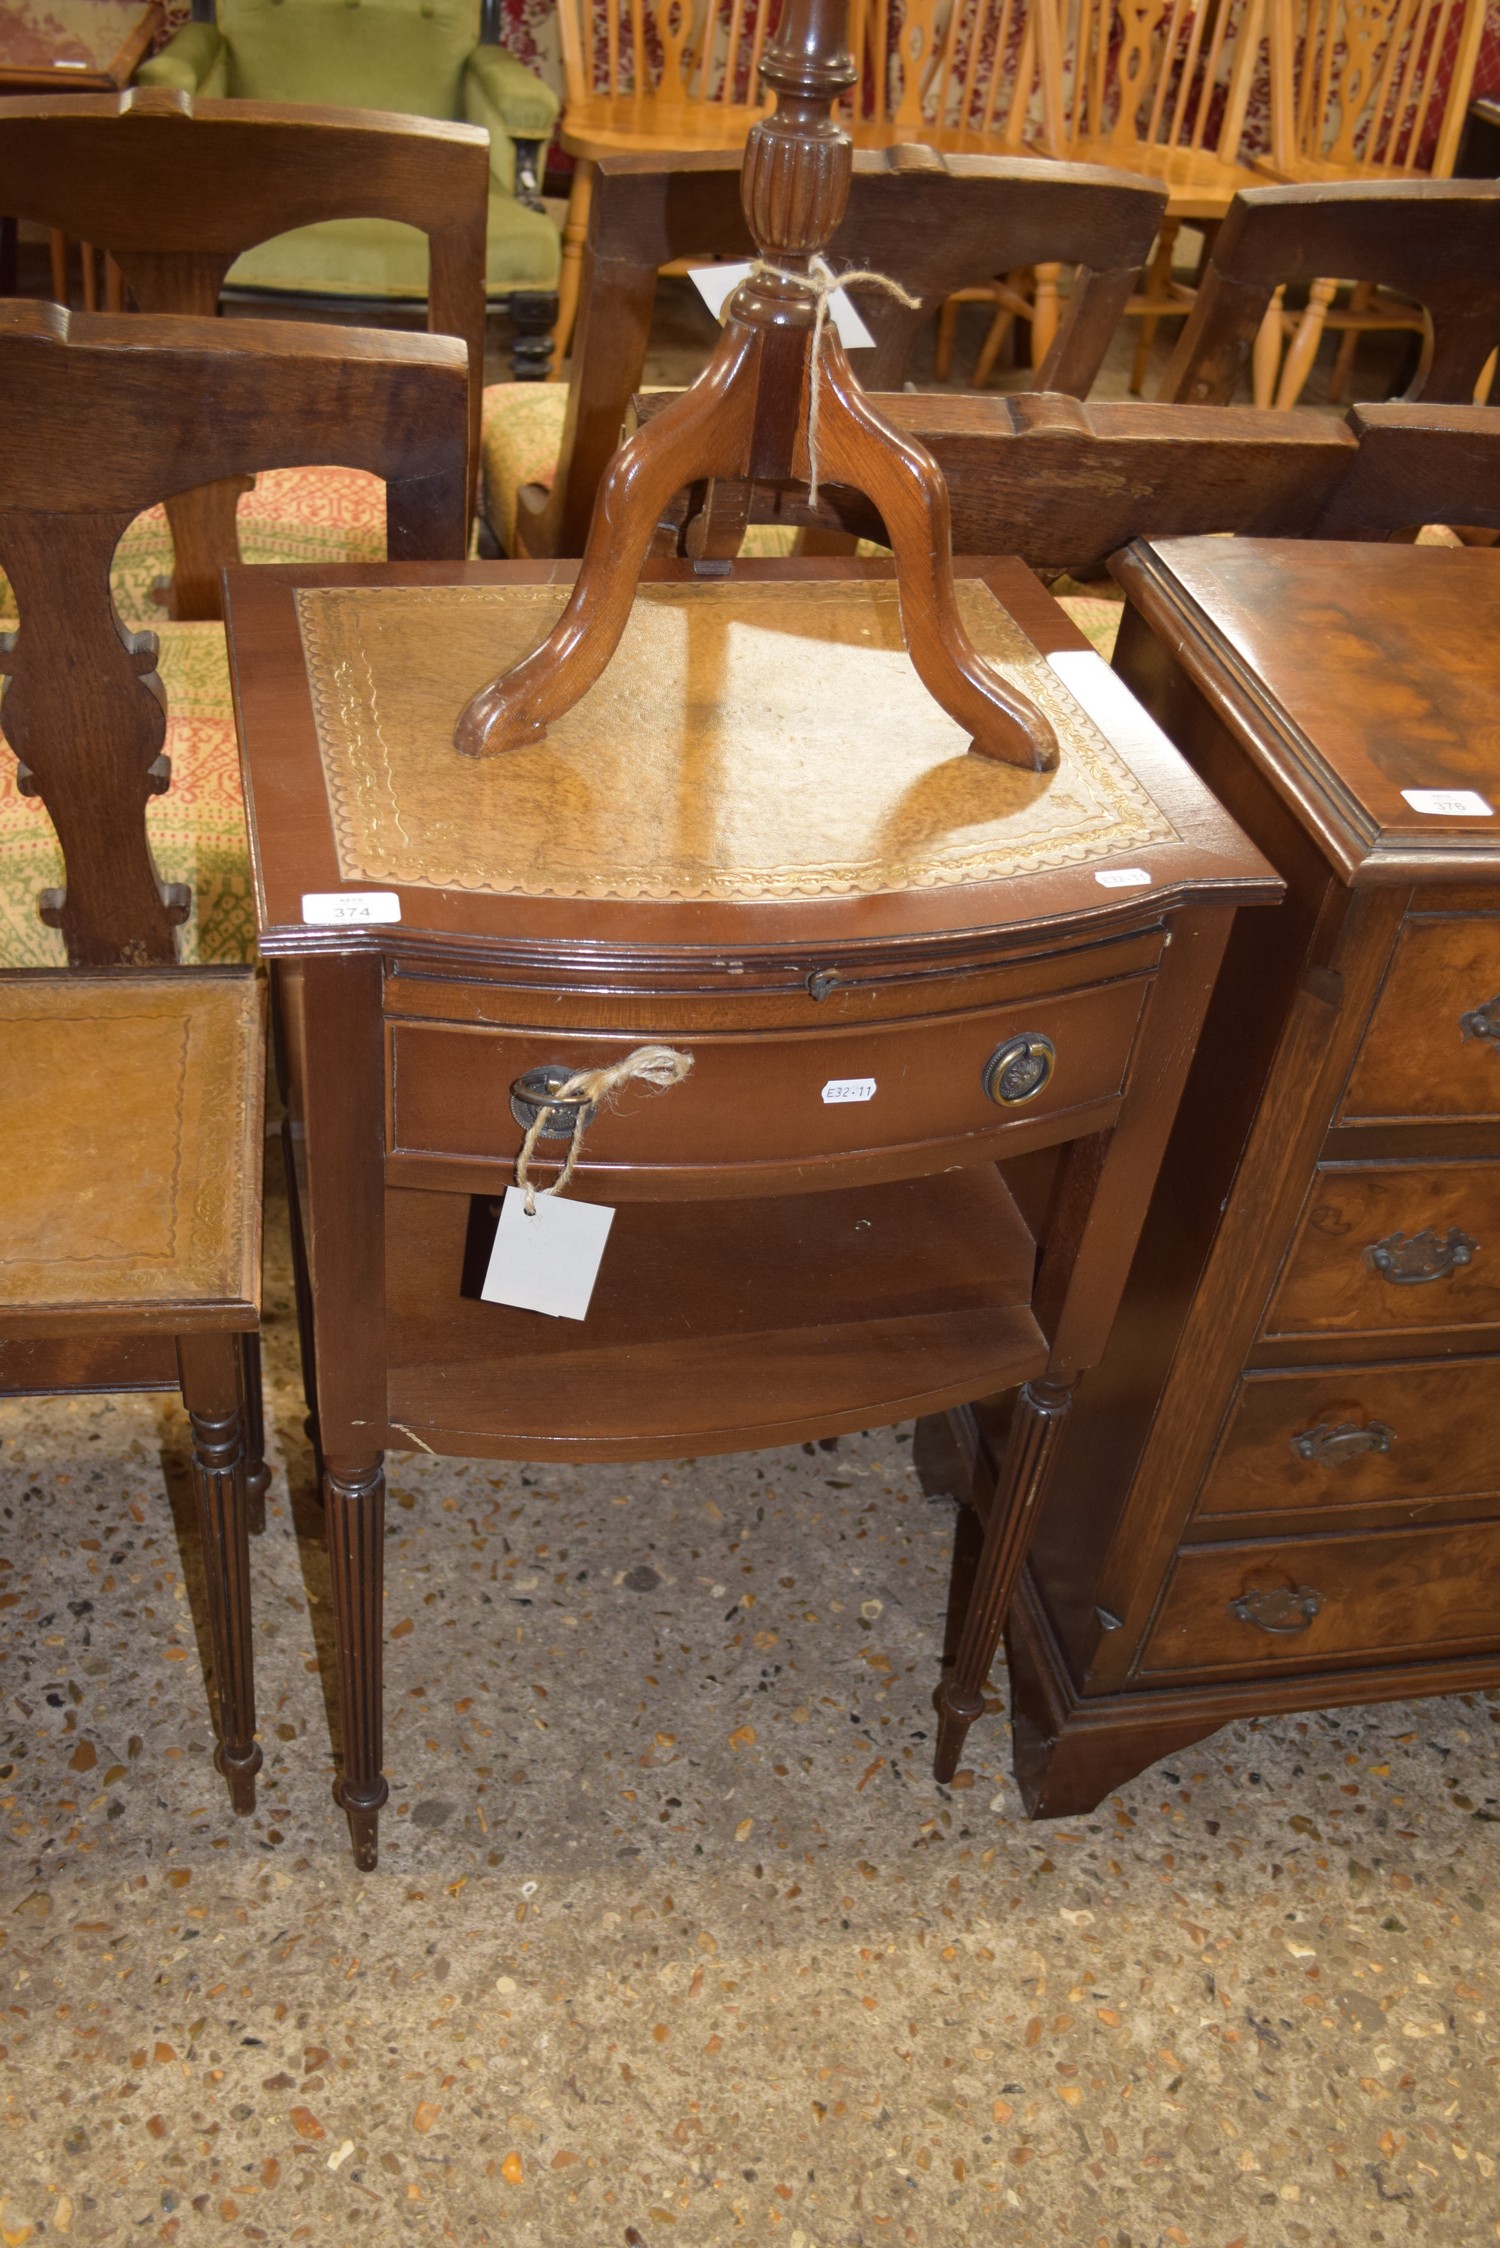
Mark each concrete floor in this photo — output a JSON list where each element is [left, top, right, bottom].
[[2, 1146, 1499, 2247]]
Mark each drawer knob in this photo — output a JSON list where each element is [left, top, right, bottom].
[[1364, 1225, 1477, 1286], [982, 1032, 1056, 1107], [510, 1064, 598, 1140], [1290, 1417, 1395, 1466], [1459, 993, 1500, 1048], [1228, 1584, 1324, 1635]]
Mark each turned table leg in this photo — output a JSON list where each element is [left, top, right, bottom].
[[177, 1331, 262, 1815], [935, 1379, 1073, 1783], [324, 1455, 388, 1870]]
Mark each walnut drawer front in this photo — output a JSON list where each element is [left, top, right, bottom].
[[386, 974, 1149, 1190], [1195, 1356, 1500, 1521], [1263, 1162, 1500, 1340], [1140, 1521, 1500, 1677], [1340, 915, 1500, 1123]]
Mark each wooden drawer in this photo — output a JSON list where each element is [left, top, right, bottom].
[[1140, 1520, 1500, 1677], [1264, 1162, 1500, 1340], [1196, 1355, 1500, 1521], [385, 972, 1150, 1194], [1340, 914, 1500, 1122]]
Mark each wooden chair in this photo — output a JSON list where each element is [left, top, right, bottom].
[[1047, 0, 1271, 391], [485, 144, 1166, 557], [1251, 0, 1487, 403], [0, 85, 493, 623], [0, 296, 470, 977], [552, 0, 778, 360], [1157, 180, 1500, 409]]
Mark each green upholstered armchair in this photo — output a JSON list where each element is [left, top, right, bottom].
[[138, 0, 561, 373]]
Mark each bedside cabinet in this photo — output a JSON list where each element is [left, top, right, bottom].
[[995, 539, 1500, 1815]]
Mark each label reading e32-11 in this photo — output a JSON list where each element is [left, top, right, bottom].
[[821, 1077, 877, 1105]]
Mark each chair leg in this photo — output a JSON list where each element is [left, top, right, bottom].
[[507, 290, 558, 382], [934, 1379, 1073, 1783], [1252, 285, 1285, 409], [104, 254, 125, 314], [1326, 279, 1371, 404], [1030, 262, 1062, 370], [1477, 348, 1498, 407], [177, 1330, 261, 1816], [240, 1331, 269, 1538], [325, 1454, 388, 1870], [971, 297, 1017, 391], [48, 229, 68, 305], [1275, 277, 1339, 410], [80, 241, 98, 313], [553, 159, 594, 373]]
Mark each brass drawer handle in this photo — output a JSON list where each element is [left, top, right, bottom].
[[1290, 1417, 1395, 1466], [1364, 1226, 1477, 1285], [510, 1064, 598, 1140], [1228, 1584, 1324, 1634], [1460, 994, 1500, 1048], [982, 1032, 1056, 1107]]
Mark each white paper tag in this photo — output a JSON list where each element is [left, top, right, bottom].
[[821, 1076, 877, 1104], [1094, 867, 1152, 888], [481, 1186, 615, 1321], [1401, 788, 1494, 818], [689, 261, 876, 349], [301, 890, 402, 926]]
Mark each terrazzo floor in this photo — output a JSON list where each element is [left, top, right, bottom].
[[1, 1154, 1498, 2248]]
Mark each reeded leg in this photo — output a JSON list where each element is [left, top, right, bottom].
[[934, 1379, 1073, 1784], [325, 1455, 388, 1870], [240, 1332, 269, 1538], [177, 1331, 261, 1816]]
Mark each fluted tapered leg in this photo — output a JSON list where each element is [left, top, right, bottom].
[[240, 1331, 268, 1537], [177, 1331, 261, 1815], [935, 1379, 1074, 1785], [325, 1456, 387, 1870]]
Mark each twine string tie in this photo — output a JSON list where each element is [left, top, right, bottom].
[[515, 1043, 694, 1214], [746, 253, 921, 508]]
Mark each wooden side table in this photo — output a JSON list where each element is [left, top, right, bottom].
[[225, 553, 1275, 1866], [1004, 537, 1500, 1816]]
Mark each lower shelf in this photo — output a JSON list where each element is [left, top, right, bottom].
[[385, 1166, 1045, 1459]]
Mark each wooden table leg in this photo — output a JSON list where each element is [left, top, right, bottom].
[[177, 1330, 262, 1815], [935, 1377, 1073, 1781], [241, 1332, 269, 1537], [324, 1453, 388, 1870]]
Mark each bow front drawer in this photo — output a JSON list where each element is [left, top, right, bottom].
[[1340, 914, 1500, 1123], [1263, 1162, 1500, 1340], [384, 974, 1151, 1197]]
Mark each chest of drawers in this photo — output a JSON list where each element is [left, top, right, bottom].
[[997, 539, 1500, 1815]]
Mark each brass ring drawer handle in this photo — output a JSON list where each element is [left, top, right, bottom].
[[1460, 994, 1500, 1048], [1290, 1418, 1395, 1466], [1364, 1226, 1477, 1285], [982, 1032, 1056, 1107], [1228, 1584, 1324, 1634], [510, 1064, 598, 1140]]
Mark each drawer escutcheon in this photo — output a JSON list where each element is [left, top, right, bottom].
[[1364, 1226, 1478, 1286]]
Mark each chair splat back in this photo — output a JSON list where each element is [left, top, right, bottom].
[[1160, 179, 1500, 404], [0, 88, 490, 610], [558, 0, 778, 107], [1056, 0, 1264, 164], [1269, 0, 1485, 178], [0, 302, 468, 969]]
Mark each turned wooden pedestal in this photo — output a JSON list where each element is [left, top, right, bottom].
[[1006, 538, 1500, 1816], [227, 553, 1272, 1865]]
